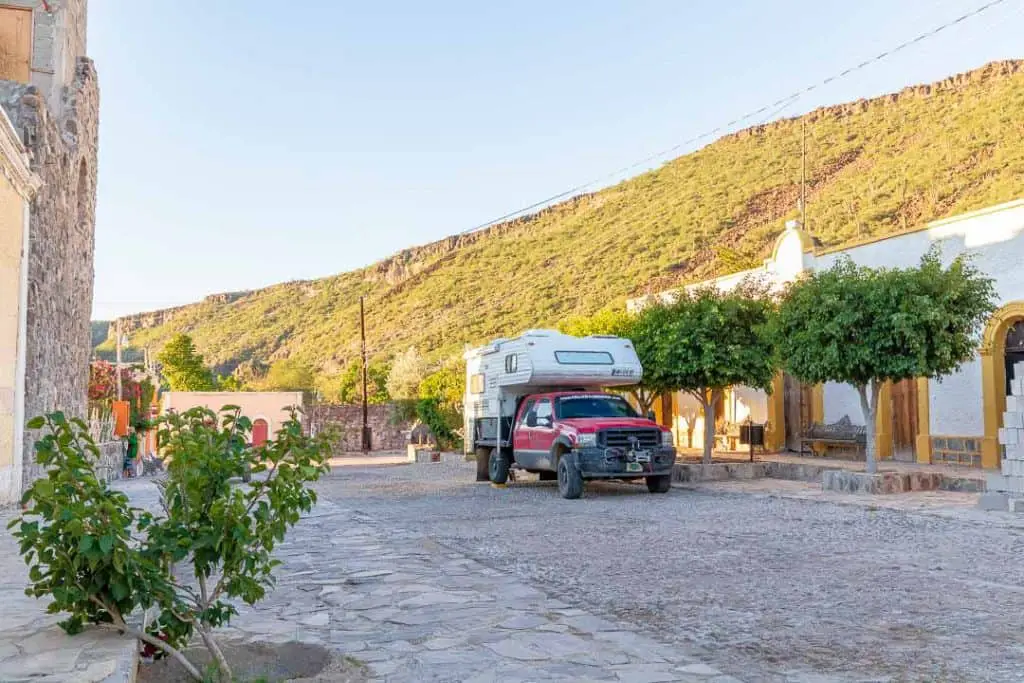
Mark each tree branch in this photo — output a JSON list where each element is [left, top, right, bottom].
[[98, 622, 202, 681]]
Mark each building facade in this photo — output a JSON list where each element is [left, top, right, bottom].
[[629, 199, 1024, 469], [0, 0, 99, 499], [162, 393, 305, 446], [0, 103, 40, 505]]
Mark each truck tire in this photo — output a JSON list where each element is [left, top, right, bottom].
[[489, 449, 510, 485], [646, 475, 671, 494], [475, 447, 491, 482], [557, 456, 584, 499], [538, 471, 557, 482]]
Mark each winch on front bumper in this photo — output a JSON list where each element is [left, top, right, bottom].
[[572, 446, 676, 478]]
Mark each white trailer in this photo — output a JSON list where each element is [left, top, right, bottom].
[[463, 329, 643, 456]]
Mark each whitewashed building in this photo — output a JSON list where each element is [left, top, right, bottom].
[[627, 198, 1024, 470]]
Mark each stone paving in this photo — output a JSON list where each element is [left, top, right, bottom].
[[0, 506, 136, 683], [219, 497, 740, 682]]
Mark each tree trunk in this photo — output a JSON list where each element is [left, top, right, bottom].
[[856, 382, 881, 474], [701, 390, 719, 465]]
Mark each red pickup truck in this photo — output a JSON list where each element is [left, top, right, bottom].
[[488, 391, 675, 498]]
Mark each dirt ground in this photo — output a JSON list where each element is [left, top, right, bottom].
[[313, 462, 1024, 683], [138, 641, 368, 683]]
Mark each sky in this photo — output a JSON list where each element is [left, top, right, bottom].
[[89, 0, 1024, 320]]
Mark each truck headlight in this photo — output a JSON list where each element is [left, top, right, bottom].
[[576, 433, 597, 448], [661, 431, 674, 447]]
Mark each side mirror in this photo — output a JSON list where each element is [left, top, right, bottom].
[[526, 414, 537, 428], [646, 410, 656, 421]]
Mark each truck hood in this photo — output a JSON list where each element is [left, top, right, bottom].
[[558, 418, 663, 432]]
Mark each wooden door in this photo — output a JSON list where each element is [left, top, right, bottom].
[[891, 379, 918, 461], [0, 7, 33, 84], [252, 419, 269, 447], [783, 374, 810, 452]]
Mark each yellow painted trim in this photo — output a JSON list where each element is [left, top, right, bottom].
[[765, 372, 786, 452], [490, 483, 507, 489], [810, 384, 824, 424], [915, 377, 931, 464], [770, 226, 817, 262], [980, 301, 1024, 469], [875, 381, 893, 460]]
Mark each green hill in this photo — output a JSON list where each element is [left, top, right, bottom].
[[100, 60, 1024, 383]]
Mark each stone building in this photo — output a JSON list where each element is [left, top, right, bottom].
[[0, 0, 99, 502], [629, 198, 1024, 471]]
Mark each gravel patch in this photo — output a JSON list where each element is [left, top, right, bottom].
[[314, 462, 1024, 683]]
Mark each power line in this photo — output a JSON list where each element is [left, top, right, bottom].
[[458, 0, 1009, 236]]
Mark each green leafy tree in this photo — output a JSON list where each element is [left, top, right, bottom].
[[261, 358, 315, 392], [335, 361, 390, 404], [773, 248, 996, 473], [638, 281, 777, 464], [9, 407, 331, 681], [560, 308, 660, 415], [418, 364, 465, 413], [157, 334, 215, 391], [215, 374, 244, 392], [387, 347, 428, 400]]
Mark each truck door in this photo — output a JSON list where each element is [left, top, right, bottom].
[[532, 398, 556, 469], [514, 399, 535, 458]]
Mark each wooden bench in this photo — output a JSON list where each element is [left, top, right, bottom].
[[800, 418, 866, 458]]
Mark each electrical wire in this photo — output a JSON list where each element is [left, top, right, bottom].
[[457, 0, 1010, 236]]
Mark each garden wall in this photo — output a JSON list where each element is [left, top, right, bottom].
[[307, 404, 414, 453]]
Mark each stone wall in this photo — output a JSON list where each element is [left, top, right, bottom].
[[308, 404, 414, 453], [0, 57, 100, 490]]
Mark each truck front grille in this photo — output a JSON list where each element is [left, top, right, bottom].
[[599, 428, 660, 450]]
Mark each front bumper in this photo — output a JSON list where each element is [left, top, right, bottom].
[[573, 446, 675, 478]]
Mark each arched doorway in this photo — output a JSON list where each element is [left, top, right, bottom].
[[980, 302, 1024, 468], [252, 419, 269, 447]]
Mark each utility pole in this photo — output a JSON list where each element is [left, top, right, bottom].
[[800, 117, 807, 230], [116, 320, 123, 401], [360, 296, 371, 452]]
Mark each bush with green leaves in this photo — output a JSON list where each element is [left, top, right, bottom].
[[9, 406, 332, 682]]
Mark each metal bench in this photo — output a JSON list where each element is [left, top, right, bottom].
[[800, 417, 866, 458]]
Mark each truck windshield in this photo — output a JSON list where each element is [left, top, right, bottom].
[[557, 395, 638, 419]]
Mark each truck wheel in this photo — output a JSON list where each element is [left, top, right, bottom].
[[646, 475, 671, 493], [475, 447, 491, 482], [538, 471, 557, 482], [489, 449, 510, 485], [557, 456, 584, 499]]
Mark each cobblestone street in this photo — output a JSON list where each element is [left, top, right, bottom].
[[313, 462, 1024, 683]]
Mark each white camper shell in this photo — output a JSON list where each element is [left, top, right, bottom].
[[463, 329, 643, 452]]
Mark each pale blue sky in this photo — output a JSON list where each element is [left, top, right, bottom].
[[89, 0, 1024, 320]]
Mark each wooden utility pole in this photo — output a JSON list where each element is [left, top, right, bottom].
[[360, 296, 371, 452], [800, 118, 807, 230]]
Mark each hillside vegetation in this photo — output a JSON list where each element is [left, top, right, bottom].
[[100, 61, 1024, 384]]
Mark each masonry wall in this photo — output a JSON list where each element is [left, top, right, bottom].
[[308, 404, 414, 453], [1, 57, 100, 490]]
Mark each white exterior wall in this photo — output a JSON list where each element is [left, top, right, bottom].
[[813, 200, 1024, 438], [930, 359, 984, 436], [823, 382, 863, 425]]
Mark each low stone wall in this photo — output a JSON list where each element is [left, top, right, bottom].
[[308, 403, 414, 453], [672, 460, 985, 494], [96, 441, 123, 483], [821, 470, 944, 494]]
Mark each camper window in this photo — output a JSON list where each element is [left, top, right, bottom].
[[470, 373, 485, 394], [504, 354, 518, 373], [554, 350, 614, 365]]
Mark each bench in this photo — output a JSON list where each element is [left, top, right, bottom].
[[800, 417, 866, 458]]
